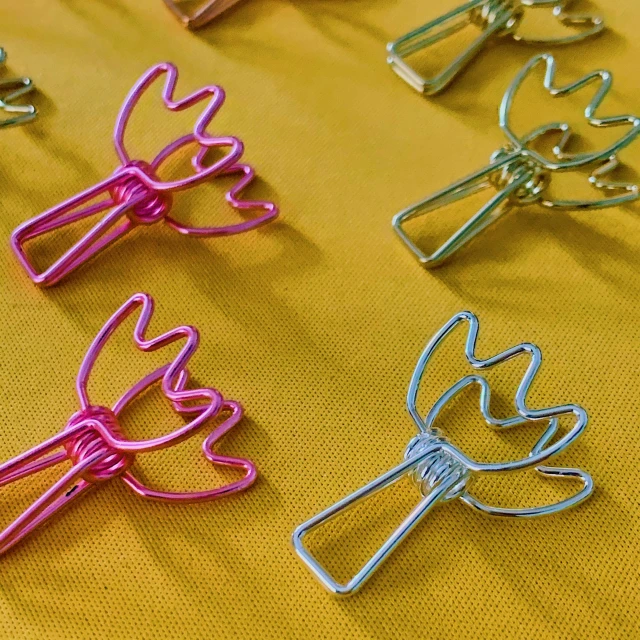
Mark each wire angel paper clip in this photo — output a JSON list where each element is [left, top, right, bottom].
[[0, 47, 36, 128], [392, 53, 640, 268], [163, 0, 245, 29], [0, 292, 256, 557], [387, 0, 605, 95], [11, 61, 278, 287], [293, 311, 593, 595]]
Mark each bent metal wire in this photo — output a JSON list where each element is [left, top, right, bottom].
[[0, 293, 256, 557], [11, 61, 278, 287], [163, 0, 245, 29], [0, 47, 36, 128], [387, 0, 605, 95], [392, 53, 640, 268], [293, 311, 593, 596]]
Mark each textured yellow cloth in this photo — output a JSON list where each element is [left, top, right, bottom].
[[1, 0, 639, 638]]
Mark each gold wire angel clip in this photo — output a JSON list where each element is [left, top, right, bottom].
[[392, 53, 640, 268], [293, 311, 593, 595], [387, 0, 605, 95]]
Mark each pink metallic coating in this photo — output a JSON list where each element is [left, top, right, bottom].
[[0, 293, 256, 556], [10, 62, 278, 287]]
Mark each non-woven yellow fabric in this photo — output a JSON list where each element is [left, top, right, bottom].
[[1, 1, 639, 638]]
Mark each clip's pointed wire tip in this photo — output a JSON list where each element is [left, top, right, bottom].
[[0, 46, 37, 128]]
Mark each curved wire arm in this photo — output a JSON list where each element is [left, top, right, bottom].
[[113, 61, 244, 185], [76, 292, 220, 453], [408, 310, 587, 472], [500, 53, 640, 171], [460, 420, 593, 516]]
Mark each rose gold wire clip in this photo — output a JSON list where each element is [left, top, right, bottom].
[[0, 293, 256, 557], [11, 61, 278, 287], [0, 47, 36, 128], [293, 311, 593, 596], [387, 0, 605, 95], [393, 54, 640, 268], [163, 0, 245, 29]]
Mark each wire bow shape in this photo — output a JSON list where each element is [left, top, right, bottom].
[[0, 47, 36, 128], [387, 0, 605, 95], [0, 292, 256, 557], [293, 311, 593, 596], [393, 53, 640, 267], [11, 61, 278, 287], [163, 0, 245, 29]]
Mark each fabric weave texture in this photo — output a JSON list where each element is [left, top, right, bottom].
[[0, 0, 638, 638]]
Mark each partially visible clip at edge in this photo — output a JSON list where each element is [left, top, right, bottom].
[[0, 47, 36, 128], [392, 53, 640, 268], [0, 292, 256, 557], [163, 0, 245, 29], [293, 311, 593, 596], [387, 0, 605, 95]]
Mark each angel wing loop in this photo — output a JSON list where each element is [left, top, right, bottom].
[[162, 0, 246, 30], [387, 0, 605, 95], [0, 293, 256, 557], [293, 311, 593, 596], [393, 54, 640, 268], [0, 47, 36, 129], [10, 61, 278, 287]]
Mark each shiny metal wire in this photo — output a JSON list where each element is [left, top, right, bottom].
[[0, 293, 257, 557], [387, 0, 605, 95], [162, 0, 245, 29], [292, 311, 593, 596], [0, 48, 36, 128], [392, 53, 640, 267]]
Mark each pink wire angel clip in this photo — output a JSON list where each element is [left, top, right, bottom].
[[0, 293, 256, 557], [163, 0, 245, 29], [11, 62, 278, 287]]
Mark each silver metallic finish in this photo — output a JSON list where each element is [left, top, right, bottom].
[[0, 48, 36, 129], [392, 53, 640, 267], [387, 0, 605, 95], [293, 311, 593, 596]]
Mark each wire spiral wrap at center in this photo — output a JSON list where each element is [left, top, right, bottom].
[[64, 406, 135, 483], [404, 432, 471, 502], [469, 0, 523, 35], [111, 161, 173, 225]]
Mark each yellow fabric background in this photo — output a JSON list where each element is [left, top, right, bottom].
[[1, 0, 639, 638]]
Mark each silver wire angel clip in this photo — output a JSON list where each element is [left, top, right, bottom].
[[387, 0, 605, 95], [393, 53, 640, 268], [0, 48, 36, 128], [293, 311, 593, 596]]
